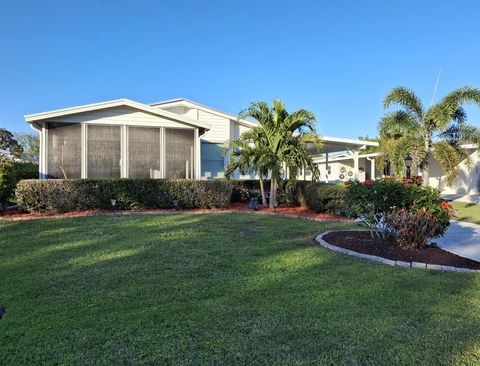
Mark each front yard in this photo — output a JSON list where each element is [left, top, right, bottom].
[[451, 201, 480, 225], [1, 213, 480, 364]]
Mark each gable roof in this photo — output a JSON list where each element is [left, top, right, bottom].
[[150, 98, 258, 128], [24, 99, 211, 130]]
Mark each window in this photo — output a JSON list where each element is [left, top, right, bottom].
[[128, 127, 161, 178], [201, 142, 224, 178], [165, 129, 194, 179], [87, 125, 121, 178], [47, 123, 81, 179]]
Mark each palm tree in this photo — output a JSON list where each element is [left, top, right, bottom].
[[225, 128, 271, 206], [379, 86, 480, 185], [226, 99, 322, 208]]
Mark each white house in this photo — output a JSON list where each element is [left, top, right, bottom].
[[25, 98, 379, 181]]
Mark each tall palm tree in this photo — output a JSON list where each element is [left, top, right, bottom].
[[226, 99, 322, 208], [379, 86, 480, 185]]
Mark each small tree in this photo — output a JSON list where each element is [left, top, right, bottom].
[[0, 128, 23, 162], [226, 99, 322, 208], [14, 132, 39, 161]]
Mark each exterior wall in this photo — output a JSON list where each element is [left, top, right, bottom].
[[49, 106, 193, 128], [197, 110, 230, 143], [428, 149, 480, 195]]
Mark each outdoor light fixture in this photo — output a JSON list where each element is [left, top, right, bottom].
[[110, 198, 117, 208], [404, 154, 413, 179], [172, 199, 178, 209]]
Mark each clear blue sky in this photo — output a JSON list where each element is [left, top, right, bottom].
[[1, 0, 480, 139]]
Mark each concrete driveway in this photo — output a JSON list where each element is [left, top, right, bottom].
[[436, 220, 480, 261]]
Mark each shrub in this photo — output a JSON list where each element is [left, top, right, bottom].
[[0, 162, 38, 204], [384, 208, 438, 249], [345, 178, 452, 237], [16, 179, 233, 213], [304, 183, 346, 214]]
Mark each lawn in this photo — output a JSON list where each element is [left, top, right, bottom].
[[451, 201, 480, 225], [1, 213, 480, 365]]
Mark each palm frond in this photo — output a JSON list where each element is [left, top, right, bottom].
[[383, 87, 424, 119]]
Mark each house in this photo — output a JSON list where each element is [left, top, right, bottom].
[[25, 98, 379, 181]]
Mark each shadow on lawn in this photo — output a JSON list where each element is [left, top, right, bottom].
[[1, 213, 480, 364]]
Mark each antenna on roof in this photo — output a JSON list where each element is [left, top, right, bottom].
[[430, 67, 442, 106]]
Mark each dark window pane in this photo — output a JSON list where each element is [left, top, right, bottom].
[[201, 142, 224, 178]]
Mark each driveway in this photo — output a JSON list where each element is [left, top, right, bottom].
[[436, 220, 480, 261]]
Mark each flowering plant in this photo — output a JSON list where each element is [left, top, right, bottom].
[[346, 178, 454, 239]]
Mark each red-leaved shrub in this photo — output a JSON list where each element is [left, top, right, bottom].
[[384, 208, 438, 249]]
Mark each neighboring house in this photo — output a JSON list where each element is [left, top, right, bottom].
[[428, 145, 480, 195], [25, 98, 378, 181]]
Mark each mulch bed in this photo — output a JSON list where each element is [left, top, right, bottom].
[[323, 230, 480, 270], [0, 203, 351, 222]]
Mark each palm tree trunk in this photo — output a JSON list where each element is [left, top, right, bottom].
[[259, 176, 267, 207], [422, 135, 430, 186], [269, 177, 275, 209]]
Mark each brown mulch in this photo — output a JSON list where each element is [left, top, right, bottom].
[[0, 203, 351, 222], [323, 230, 480, 270]]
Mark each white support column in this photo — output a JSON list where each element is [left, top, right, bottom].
[[40, 122, 48, 179], [159, 127, 164, 179], [325, 152, 329, 183], [353, 152, 359, 180], [194, 128, 201, 179], [121, 125, 128, 178], [370, 158, 375, 180], [161, 127, 166, 178], [81, 124, 87, 178]]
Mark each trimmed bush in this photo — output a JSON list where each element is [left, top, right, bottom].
[[346, 178, 452, 237], [16, 179, 233, 213], [304, 183, 346, 214], [0, 162, 38, 204]]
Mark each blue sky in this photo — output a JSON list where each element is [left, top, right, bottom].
[[1, 0, 480, 138]]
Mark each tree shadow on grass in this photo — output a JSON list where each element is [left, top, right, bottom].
[[1, 213, 479, 364]]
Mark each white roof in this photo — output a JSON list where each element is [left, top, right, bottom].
[[24, 98, 211, 130], [150, 98, 258, 128]]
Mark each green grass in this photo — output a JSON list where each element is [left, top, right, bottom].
[[451, 201, 480, 225], [1, 213, 480, 365]]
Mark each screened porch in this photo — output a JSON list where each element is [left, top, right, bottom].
[[45, 122, 198, 179]]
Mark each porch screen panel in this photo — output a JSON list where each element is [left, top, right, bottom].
[[165, 129, 194, 179], [87, 125, 121, 178], [47, 124, 81, 179], [128, 127, 161, 178]]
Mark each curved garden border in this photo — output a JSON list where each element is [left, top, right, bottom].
[[315, 230, 480, 273]]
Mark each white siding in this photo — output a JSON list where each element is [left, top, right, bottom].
[[429, 149, 480, 194], [230, 121, 251, 140], [158, 106, 198, 120], [49, 106, 194, 129], [197, 110, 230, 142]]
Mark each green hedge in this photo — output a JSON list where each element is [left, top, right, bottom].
[[16, 179, 233, 213], [304, 183, 346, 214], [0, 162, 38, 204]]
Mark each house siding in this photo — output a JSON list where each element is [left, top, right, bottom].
[[48, 106, 194, 129], [197, 110, 230, 143]]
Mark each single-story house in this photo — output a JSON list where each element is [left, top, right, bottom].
[[25, 98, 378, 181]]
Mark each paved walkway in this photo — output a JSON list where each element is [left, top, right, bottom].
[[436, 220, 480, 261]]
